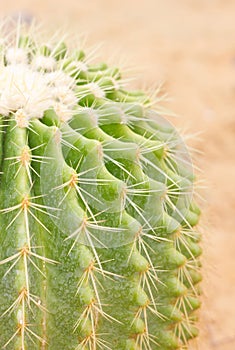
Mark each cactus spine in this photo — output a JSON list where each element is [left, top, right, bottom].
[[0, 20, 202, 350]]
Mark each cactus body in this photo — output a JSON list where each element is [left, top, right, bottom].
[[0, 22, 202, 350]]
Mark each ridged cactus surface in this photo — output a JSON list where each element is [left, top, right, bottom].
[[0, 21, 202, 350]]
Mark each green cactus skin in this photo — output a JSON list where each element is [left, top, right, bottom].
[[0, 21, 202, 350]]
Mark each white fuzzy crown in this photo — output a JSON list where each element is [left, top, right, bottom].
[[0, 26, 79, 127]]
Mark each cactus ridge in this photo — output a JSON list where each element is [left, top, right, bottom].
[[0, 20, 202, 350]]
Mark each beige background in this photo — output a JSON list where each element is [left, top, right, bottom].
[[1, 1, 235, 349]]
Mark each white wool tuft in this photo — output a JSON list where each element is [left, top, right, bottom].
[[5, 47, 28, 65], [87, 82, 105, 99], [53, 102, 75, 122], [32, 55, 57, 72], [0, 64, 53, 119], [0, 49, 78, 126], [74, 60, 88, 72]]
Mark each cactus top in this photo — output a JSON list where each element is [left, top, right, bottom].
[[0, 45, 78, 126]]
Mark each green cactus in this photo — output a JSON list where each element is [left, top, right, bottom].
[[0, 20, 202, 350]]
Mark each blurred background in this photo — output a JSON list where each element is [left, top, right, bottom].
[[0, 1, 234, 349]]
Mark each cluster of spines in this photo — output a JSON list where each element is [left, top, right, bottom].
[[0, 23, 202, 350]]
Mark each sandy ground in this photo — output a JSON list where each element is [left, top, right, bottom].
[[0, 1, 235, 349]]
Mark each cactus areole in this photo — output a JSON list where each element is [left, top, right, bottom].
[[0, 21, 202, 350]]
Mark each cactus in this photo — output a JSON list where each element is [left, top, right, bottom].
[[0, 20, 202, 350]]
